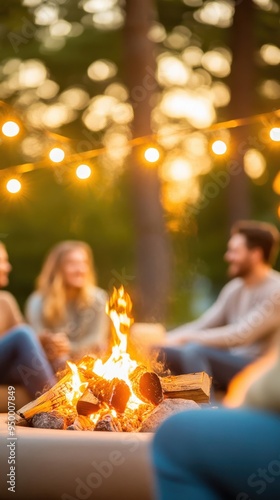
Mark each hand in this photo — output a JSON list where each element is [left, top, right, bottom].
[[164, 334, 188, 347], [40, 331, 71, 361]]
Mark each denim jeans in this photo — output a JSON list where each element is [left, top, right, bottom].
[[0, 325, 56, 398], [152, 407, 280, 500], [161, 343, 255, 389]]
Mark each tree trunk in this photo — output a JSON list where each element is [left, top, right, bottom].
[[123, 0, 171, 321], [228, 0, 255, 225]]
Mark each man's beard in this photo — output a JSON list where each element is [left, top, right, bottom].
[[227, 261, 253, 279]]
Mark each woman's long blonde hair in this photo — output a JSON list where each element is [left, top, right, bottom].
[[36, 241, 96, 328]]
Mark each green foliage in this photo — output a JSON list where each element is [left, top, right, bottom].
[[1, 0, 280, 326]]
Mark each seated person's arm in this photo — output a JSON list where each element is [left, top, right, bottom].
[[25, 293, 45, 334], [166, 283, 231, 345], [25, 293, 71, 362], [167, 288, 280, 349], [39, 331, 71, 361], [0, 291, 23, 336]]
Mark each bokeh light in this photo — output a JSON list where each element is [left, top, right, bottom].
[[144, 147, 160, 163], [157, 55, 190, 86], [201, 49, 231, 78], [244, 149, 266, 179], [211, 140, 227, 155], [260, 44, 280, 65], [270, 127, 280, 141], [148, 23, 166, 43], [18, 60, 48, 88], [87, 59, 117, 82], [2, 121, 20, 137], [49, 147, 65, 163], [6, 179, 21, 193], [161, 157, 192, 182], [76, 164, 92, 179], [194, 1, 235, 28]]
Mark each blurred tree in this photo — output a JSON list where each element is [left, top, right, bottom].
[[227, 0, 254, 224], [124, 0, 171, 321], [0, 0, 280, 326]]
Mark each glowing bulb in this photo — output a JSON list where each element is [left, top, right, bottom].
[[2, 121, 20, 137], [6, 179, 21, 193], [270, 127, 280, 142], [76, 164, 91, 179], [211, 140, 227, 155], [49, 147, 65, 163], [144, 147, 160, 163]]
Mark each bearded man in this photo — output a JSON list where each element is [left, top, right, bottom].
[[161, 220, 280, 390]]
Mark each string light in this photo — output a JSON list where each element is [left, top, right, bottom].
[[144, 146, 160, 163], [49, 147, 65, 163], [211, 139, 227, 155], [76, 164, 91, 179], [1, 104, 280, 187], [2, 121, 20, 138], [6, 179, 21, 193], [269, 127, 280, 142]]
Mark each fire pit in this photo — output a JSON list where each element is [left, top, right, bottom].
[[15, 287, 210, 432], [0, 413, 155, 500], [0, 287, 210, 499]]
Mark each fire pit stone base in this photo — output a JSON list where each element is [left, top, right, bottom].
[[0, 413, 154, 500]]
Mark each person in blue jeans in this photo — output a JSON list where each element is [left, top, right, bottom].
[[0, 326, 56, 399], [0, 241, 55, 398], [152, 341, 280, 500]]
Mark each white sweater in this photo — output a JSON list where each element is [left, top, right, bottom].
[[170, 270, 280, 357]]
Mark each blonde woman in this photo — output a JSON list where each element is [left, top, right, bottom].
[[26, 241, 110, 370]]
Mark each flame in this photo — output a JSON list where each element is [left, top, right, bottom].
[[65, 361, 88, 405], [92, 286, 143, 409]]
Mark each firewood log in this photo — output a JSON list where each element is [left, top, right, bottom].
[[160, 372, 211, 403], [88, 376, 131, 413], [16, 371, 77, 421], [77, 388, 100, 416], [130, 365, 163, 405], [67, 415, 95, 431]]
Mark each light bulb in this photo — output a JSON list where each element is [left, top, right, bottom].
[[49, 147, 65, 163], [2, 121, 20, 138], [211, 140, 227, 155], [144, 147, 160, 163], [6, 179, 21, 193], [76, 164, 91, 179]]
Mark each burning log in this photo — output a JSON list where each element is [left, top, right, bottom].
[[67, 415, 95, 431], [139, 398, 200, 432], [77, 388, 100, 416], [31, 411, 65, 430], [88, 376, 131, 414], [160, 372, 211, 403], [16, 370, 78, 421], [130, 365, 163, 405]]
